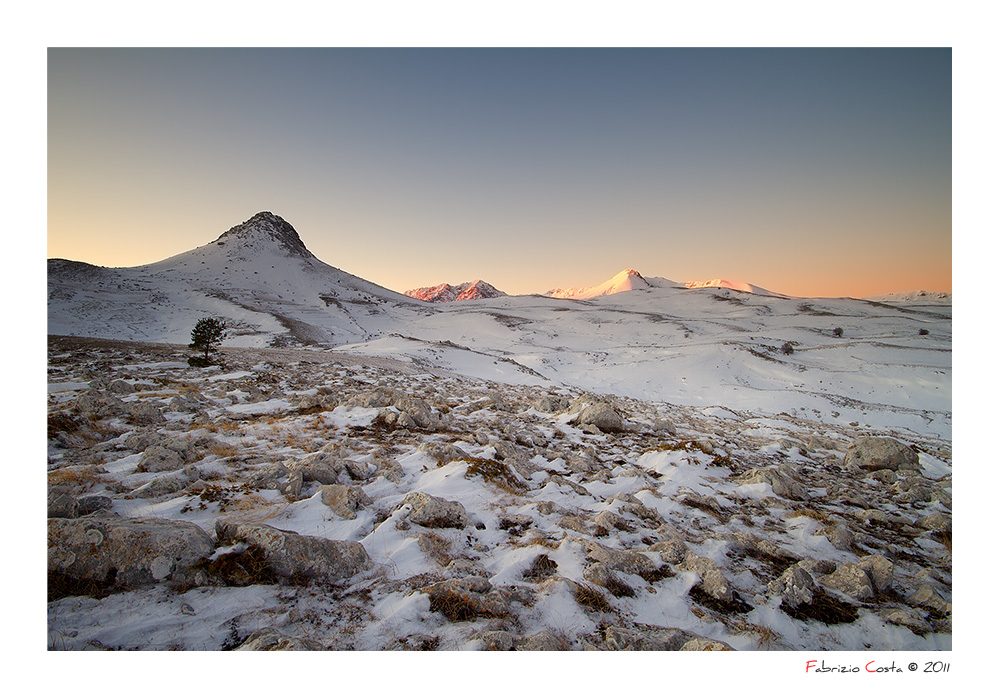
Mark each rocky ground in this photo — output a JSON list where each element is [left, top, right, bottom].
[[46, 336, 952, 651]]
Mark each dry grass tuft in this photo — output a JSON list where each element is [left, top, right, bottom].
[[47, 465, 107, 488], [574, 583, 613, 612], [727, 619, 789, 650]]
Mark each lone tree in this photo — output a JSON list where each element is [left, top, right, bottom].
[[780, 342, 794, 355], [189, 317, 227, 363]]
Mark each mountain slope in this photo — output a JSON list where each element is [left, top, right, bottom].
[[48, 212, 431, 347]]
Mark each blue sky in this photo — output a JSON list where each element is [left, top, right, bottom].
[[48, 47, 951, 296]]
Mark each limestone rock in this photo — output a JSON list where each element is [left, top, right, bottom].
[[678, 552, 735, 602], [735, 466, 806, 500], [421, 578, 509, 621], [768, 564, 818, 608], [402, 492, 469, 529], [320, 484, 372, 519], [215, 522, 373, 583], [604, 625, 696, 651], [858, 554, 894, 593], [48, 515, 213, 592], [235, 628, 326, 651], [819, 562, 874, 600], [844, 436, 920, 472], [137, 445, 184, 473], [573, 402, 624, 432]]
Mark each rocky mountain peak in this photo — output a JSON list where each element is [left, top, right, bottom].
[[215, 212, 312, 258], [405, 279, 507, 303]]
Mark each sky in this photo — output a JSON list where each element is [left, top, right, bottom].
[[47, 47, 952, 298]]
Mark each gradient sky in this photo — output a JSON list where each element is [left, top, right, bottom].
[[48, 48, 951, 297]]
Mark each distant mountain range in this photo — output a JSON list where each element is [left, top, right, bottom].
[[48, 212, 949, 349], [404, 280, 506, 303]]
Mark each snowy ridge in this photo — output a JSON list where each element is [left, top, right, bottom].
[[405, 279, 506, 303], [684, 278, 788, 298], [866, 290, 952, 305]]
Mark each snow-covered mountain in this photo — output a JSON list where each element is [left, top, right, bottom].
[[405, 279, 506, 303], [684, 278, 788, 297], [48, 212, 430, 347], [545, 269, 677, 300]]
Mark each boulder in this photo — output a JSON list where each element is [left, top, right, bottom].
[[107, 379, 135, 395], [235, 628, 326, 651], [401, 492, 470, 529], [818, 562, 874, 600], [574, 402, 624, 432], [48, 515, 213, 592], [533, 396, 569, 413], [291, 452, 345, 484], [678, 552, 735, 602], [767, 564, 818, 608], [604, 625, 697, 651], [578, 538, 662, 580], [73, 391, 126, 419], [858, 554, 894, 593], [127, 402, 165, 426], [844, 437, 920, 472], [137, 445, 184, 473], [215, 522, 373, 584], [319, 484, 372, 519], [135, 465, 200, 497], [735, 466, 806, 500], [514, 630, 569, 651], [421, 578, 509, 621], [48, 487, 80, 519]]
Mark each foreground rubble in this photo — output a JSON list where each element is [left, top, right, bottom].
[[47, 337, 951, 650]]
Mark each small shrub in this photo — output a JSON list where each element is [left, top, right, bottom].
[[918, 328, 929, 336], [780, 342, 794, 355], [832, 327, 843, 337]]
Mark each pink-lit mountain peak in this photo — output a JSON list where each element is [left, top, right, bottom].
[[545, 268, 654, 300], [405, 279, 506, 303]]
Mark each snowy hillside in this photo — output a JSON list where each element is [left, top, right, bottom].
[[405, 280, 506, 303], [48, 212, 431, 348]]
